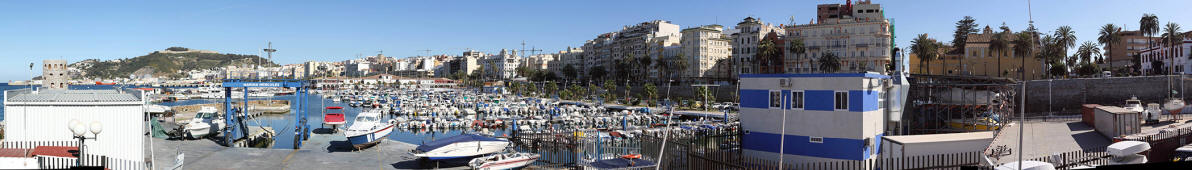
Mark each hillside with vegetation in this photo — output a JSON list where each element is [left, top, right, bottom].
[[70, 47, 278, 79]]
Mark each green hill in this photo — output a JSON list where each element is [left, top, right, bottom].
[[71, 47, 278, 79]]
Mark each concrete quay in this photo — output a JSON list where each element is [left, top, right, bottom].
[[150, 132, 468, 169]]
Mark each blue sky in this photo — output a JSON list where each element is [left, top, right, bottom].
[[0, 0, 1189, 82]]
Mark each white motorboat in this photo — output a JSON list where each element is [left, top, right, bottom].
[[995, 161, 1055, 170], [468, 152, 540, 170], [1123, 97, 1144, 114], [183, 106, 224, 139], [412, 134, 511, 160], [145, 104, 173, 115], [1107, 141, 1150, 165], [1165, 98, 1185, 117], [249, 91, 275, 97], [344, 109, 396, 149]]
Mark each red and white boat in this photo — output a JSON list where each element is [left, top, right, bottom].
[[468, 152, 540, 170], [323, 106, 346, 131]]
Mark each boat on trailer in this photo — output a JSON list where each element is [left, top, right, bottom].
[[468, 152, 540, 170], [411, 134, 510, 160], [344, 109, 396, 149], [323, 106, 346, 132]]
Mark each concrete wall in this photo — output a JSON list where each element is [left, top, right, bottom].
[[1019, 75, 1192, 115]]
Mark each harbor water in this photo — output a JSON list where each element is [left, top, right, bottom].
[[154, 91, 513, 149]]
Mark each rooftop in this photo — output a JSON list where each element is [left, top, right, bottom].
[[5, 89, 142, 103], [884, 131, 994, 144]]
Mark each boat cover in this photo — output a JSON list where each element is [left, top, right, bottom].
[[325, 113, 346, 123], [588, 158, 657, 169], [415, 134, 504, 152]]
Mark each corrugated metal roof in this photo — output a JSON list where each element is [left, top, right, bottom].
[[7, 89, 141, 103]]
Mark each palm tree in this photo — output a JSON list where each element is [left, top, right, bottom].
[[759, 39, 781, 73], [655, 57, 671, 81], [1013, 31, 1037, 79], [788, 36, 807, 73], [1141, 14, 1160, 50], [1077, 41, 1101, 65], [911, 34, 939, 74], [819, 52, 841, 73], [1054, 26, 1078, 57], [990, 24, 1012, 76], [1098, 24, 1122, 67], [1163, 22, 1182, 75]]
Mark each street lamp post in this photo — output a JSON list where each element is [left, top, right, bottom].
[[68, 119, 103, 167], [656, 79, 674, 170]]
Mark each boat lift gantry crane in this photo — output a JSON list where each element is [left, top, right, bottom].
[[221, 79, 310, 149]]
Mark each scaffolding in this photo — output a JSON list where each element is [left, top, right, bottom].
[[904, 74, 1017, 135]]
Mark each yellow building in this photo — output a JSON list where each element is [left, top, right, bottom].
[[910, 28, 1047, 81], [911, 53, 1046, 80]]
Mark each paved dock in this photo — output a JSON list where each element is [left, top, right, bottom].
[[150, 131, 470, 169], [986, 119, 1112, 164]]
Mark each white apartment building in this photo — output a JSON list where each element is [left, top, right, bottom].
[[395, 60, 410, 71], [345, 60, 371, 77], [549, 47, 584, 80], [304, 61, 335, 78], [484, 49, 522, 80], [579, 20, 680, 80], [785, 6, 891, 74], [733, 17, 783, 77], [1140, 37, 1192, 74], [461, 50, 485, 75], [527, 53, 555, 70], [582, 33, 616, 78], [681, 25, 733, 81]]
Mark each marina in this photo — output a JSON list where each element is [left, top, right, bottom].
[[10, 1, 1192, 169]]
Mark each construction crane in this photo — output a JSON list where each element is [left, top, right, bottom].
[[419, 49, 432, 57]]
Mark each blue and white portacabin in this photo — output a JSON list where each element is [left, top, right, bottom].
[[739, 73, 888, 164]]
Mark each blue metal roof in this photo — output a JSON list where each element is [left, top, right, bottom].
[[739, 73, 890, 79]]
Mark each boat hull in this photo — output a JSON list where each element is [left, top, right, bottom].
[[346, 124, 395, 149], [185, 124, 212, 139], [471, 155, 539, 170]]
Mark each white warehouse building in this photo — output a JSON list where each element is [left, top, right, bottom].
[[738, 73, 888, 164], [3, 89, 147, 169]]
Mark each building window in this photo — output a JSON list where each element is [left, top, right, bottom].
[[810, 136, 824, 143], [770, 91, 782, 108], [834, 91, 849, 110], [791, 91, 804, 109]]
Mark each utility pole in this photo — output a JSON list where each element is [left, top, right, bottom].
[[1020, 0, 1032, 170], [263, 41, 277, 79]]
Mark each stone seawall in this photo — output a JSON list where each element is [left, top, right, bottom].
[[1019, 75, 1192, 115]]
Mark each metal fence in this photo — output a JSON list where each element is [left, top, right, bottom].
[[36, 154, 147, 170], [1017, 145, 1110, 170], [507, 124, 1126, 170], [1124, 126, 1192, 162]]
